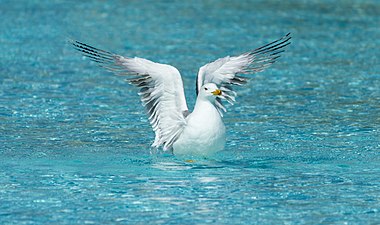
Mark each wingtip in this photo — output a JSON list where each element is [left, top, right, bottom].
[[66, 37, 77, 45], [285, 32, 292, 41], [284, 33, 291, 40]]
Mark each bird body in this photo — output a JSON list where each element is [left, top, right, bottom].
[[70, 33, 291, 156], [173, 84, 226, 156]]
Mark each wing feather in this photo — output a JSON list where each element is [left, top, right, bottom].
[[70, 40, 188, 151], [196, 33, 291, 115]]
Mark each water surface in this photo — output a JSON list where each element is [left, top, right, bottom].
[[1, 0, 379, 224]]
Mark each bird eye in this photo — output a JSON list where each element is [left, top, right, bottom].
[[204, 87, 208, 91]]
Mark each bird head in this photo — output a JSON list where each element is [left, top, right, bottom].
[[198, 83, 222, 101]]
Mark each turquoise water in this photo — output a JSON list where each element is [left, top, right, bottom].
[[1, 0, 379, 224]]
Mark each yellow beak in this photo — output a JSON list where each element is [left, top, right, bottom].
[[212, 89, 222, 96]]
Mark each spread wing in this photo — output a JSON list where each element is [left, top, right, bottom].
[[70, 40, 188, 151], [196, 33, 291, 115]]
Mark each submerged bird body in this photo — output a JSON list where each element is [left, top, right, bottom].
[[173, 84, 226, 156], [70, 33, 291, 156]]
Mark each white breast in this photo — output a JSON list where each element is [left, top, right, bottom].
[[173, 99, 226, 156]]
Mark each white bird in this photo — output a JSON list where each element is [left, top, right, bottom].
[[70, 33, 291, 156]]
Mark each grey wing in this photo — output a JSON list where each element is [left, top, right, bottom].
[[196, 33, 291, 114], [70, 40, 188, 151]]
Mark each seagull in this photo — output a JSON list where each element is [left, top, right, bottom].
[[70, 33, 291, 156]]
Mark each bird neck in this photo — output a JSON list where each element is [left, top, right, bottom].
[[193, 97, 217, 115]]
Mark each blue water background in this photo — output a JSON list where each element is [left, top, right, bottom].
[[1, 0, 379, 224]]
